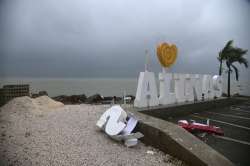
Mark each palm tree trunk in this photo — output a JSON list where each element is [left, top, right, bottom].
[[219, 59, 222, 75], [227, 66, 231, 97]]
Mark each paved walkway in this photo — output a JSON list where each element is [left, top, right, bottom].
[[169, 100, 250, 166]]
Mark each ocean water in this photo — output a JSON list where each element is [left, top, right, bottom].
[[0, 77, 249, 97], [0, 78, 138, 97]]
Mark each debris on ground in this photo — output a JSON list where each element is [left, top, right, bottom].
[[146, 150, 155, 155], [96, 105, 143, 147], [178, 119, 223, 141]]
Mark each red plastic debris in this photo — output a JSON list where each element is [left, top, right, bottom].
[[178, 120, 224, 136]]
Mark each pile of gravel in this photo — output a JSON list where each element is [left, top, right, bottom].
[[0, 96, 186, 166], [1, 96, 63, 114]]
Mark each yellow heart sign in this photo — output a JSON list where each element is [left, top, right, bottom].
[[156, 42, 178, 68]]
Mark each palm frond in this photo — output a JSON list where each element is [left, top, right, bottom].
[[219, 40, 234, 60], [223, 40, 234, 52], [233, 47, 248, 55], [237, 57, 248, 68], [231, 64, 239, 81]]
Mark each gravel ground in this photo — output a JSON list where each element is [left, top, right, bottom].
[[0, 96, 185, 166]]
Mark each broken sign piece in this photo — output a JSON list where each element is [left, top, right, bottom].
[[96, 105, 127, 136], [96, 105, 143, 147], [121, 116, 138, 135], [125, 138, 138, 147], [111, 132, 144, 141], [146, 150, 155, 155]]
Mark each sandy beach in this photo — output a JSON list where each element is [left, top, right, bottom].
[[0, 96, 185, 166]]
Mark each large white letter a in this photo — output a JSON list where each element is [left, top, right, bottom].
[[134, 71, 159, 108]]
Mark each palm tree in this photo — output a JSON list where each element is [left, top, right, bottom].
[[218, 40, 248, 97], [218, 40, 233, 76]]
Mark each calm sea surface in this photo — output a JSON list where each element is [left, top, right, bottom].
[[0, 78, 138, 97], [0, 77, 249, 97]]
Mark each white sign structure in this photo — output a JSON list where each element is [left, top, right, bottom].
[[134, 72, 224, 108], [96, 105, 144, 147], [96, 105, 127, 136], [134, 71, 159, 107]]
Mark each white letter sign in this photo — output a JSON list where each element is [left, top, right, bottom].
[[159, 72, 176, 105], [134, 71, 159, 107]]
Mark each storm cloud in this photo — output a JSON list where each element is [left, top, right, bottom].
[[0, 0, 249, 80]]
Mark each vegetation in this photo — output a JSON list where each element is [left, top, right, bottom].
[[218, 40, 248, 97]]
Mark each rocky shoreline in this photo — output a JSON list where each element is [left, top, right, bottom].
[[32, 91, 135, 105]]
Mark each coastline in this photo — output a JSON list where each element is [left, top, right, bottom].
[[1, 77, 249, 97]]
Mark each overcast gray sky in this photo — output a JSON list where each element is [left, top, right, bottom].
[[0, 0, 249, 80]]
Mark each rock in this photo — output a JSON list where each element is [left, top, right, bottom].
[[70, 94, 87, 103], [31, 93, 40, 98], [115, 97, 122, 103], [103, 96, 113, 101], [102, 96, 114, 104], [79, 94, 87, 102], [31, 91, 48, 98], [52, 94, 87, 104], [52, 95, 68, 103], [38, 91, 48, 96], [25, 132, 31, 138], [86, 94, 103, 104]]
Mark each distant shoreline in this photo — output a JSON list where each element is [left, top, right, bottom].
[[1, 77, 250, 98], [0, 78, 138, 97]]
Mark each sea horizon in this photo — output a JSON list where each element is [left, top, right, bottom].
[[1, 76, 250, 97], [0, 77, 138, 97]]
